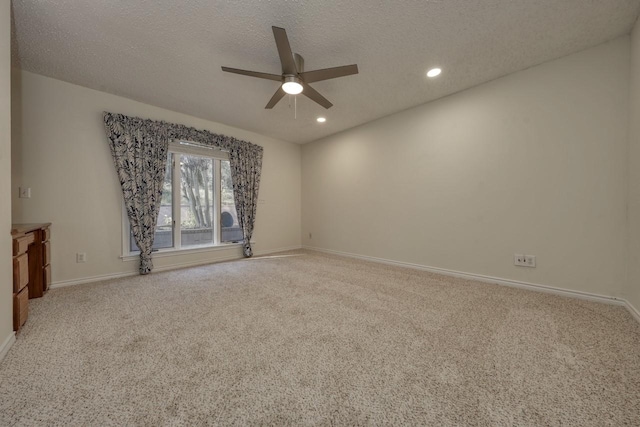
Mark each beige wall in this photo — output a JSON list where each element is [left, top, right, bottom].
[[302, 37, 630, 298], [628, 18, 640, 313], [0, 0, 14, 355], [11, 71, 301, 285]]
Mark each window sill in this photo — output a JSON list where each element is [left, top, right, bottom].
[[120, 241, 251, 262]]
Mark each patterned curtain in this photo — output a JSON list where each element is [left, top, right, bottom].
[[103, 112, 264, 273], [228, 143, 263, 257], [104, 114, 170, 274]]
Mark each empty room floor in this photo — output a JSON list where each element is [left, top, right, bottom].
[[0, 250, 639, 426]]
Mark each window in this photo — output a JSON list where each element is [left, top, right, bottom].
[[126, 141, 241, 255]]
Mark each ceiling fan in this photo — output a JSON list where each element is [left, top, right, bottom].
[[221, 26, 359, 109]]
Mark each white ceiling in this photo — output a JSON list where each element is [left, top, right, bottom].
[[11, 0, 640, 144]]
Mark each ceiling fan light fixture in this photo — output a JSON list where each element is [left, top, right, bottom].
[[427, 67, 442, 78], [282, 76, 303, 95], [317, 117, 326, 123]]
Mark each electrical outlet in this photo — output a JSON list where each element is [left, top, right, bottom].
[[19, 187, 31, 198], [76, 253, 87, 263], [514, 254, 536, 268]]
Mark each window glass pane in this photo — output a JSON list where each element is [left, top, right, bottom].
[[130, 154, 173, 252], [180, 154, 214, 247], [221, 160, 242, 243]]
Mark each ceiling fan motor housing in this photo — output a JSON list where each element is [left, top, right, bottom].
[[282, 54, 304, 94]]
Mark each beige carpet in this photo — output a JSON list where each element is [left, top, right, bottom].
[[1, 250, 639, 426]]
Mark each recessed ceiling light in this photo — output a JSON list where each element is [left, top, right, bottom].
[[317, 117, 327, 123], [427, 68, 442, 78]]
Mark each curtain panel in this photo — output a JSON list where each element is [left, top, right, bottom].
[[103, 112, 264, 274]]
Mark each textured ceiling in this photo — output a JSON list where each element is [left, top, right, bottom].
[[11, 0, 640, 144]]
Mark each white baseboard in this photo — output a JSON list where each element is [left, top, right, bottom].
[[254, 245, 302, 256], [50, 271, 138, 289], [50, 245, 303, 290], [152, 253, 242, 272], [303, 246, 629, 308], [0, 332, 16, 363], [625, 300, 640, 323]]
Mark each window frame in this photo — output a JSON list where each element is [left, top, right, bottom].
[[121, 140, 242, 259]]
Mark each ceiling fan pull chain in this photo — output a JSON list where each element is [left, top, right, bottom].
[[295, 96, 297, 119]]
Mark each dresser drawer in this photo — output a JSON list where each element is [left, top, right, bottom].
[[13, 253, 29, 293], [13, 233, 35, 256], [11, 224, 51, 325], [13, 287, 29, 331], [43, 241, 51, 265]]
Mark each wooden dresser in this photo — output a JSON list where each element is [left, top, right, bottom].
[[11, 223, 52, 332]]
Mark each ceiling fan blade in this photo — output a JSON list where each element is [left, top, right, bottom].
[[272, 26, 297, 75], [265, 87, 286, 109], [221, 67, 282, 81], [300, 64, 359, 83], [301, 83, 333, 109]]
